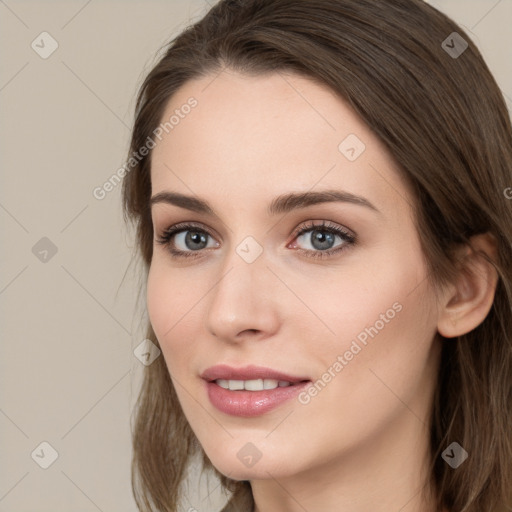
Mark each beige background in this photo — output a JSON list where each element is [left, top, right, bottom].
[[1, 1, 510, 511]]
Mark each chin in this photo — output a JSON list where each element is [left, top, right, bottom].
[[205, 447, 298, 481]]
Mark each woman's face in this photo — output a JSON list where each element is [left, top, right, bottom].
[[147, 69, 442, 483]]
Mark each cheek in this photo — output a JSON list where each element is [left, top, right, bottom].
[[293, 250, 426, 352], [146, 261, 173, 338], [146, 261, 203, 365], [304, 267, 438, 438], [298, 244, 437, 399]]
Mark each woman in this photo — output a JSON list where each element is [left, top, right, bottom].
[[122, 0, 512, 510]]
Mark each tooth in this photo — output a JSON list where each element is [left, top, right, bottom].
[[228, 380, 245, 390], [216, 379, 230, 389], [214, 379, 293, 391], [244, 379, 263, 391], [263, 379, 279, 390]]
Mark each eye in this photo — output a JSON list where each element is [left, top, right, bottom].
[[289, 220, 356, 259], [155, 222, 219, 259]]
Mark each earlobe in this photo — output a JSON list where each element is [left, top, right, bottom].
[[437, 233, 499, 339]]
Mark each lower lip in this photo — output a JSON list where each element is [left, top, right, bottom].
[[204, 380, 311, 417]]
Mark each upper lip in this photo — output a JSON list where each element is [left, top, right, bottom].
[[201, 364, 310, 383]]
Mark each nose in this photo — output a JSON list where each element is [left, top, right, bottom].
[[205, 243, 280, 343]]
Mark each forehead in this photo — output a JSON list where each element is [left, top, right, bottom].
[[150, 69, 413, 221]]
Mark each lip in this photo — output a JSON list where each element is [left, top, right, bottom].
[[204, 380, 311, 417], [200, 364, 309, 383]]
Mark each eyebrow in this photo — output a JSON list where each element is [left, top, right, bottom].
[[150, 189, 381, 216]]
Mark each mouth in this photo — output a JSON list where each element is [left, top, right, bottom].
[[200, 364, 312, 417]]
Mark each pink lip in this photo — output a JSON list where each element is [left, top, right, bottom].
[[200, 364, 309, 383], [200, 364, 311, 417], [204, 380, 311, 417]]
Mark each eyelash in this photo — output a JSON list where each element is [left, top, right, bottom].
[[155, 220, 357, 261]]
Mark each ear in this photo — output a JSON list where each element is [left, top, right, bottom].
[[437, 232, 499, 338]]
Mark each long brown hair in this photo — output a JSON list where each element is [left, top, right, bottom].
[[122, 1, 512, 510]]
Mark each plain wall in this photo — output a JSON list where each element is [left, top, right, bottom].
[[1, 0, 511, 511]]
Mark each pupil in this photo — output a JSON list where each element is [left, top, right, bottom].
[[186, 231, 207, 250], [312, 230, 334, 250]]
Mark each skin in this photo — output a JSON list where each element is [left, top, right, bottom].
[[147, 68, 498, 512]]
